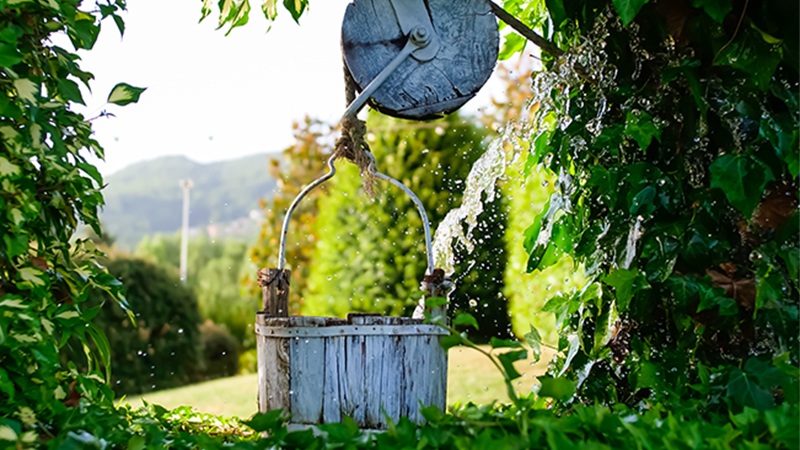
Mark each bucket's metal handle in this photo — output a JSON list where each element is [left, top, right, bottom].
[[277, 150, 435, 276]]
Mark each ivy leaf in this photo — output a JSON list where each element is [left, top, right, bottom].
[[715, 29, 782, 91], [709, 154, 774, 218], [629, 186, 656, 215], [624, 111, 661, 150], [538, 376, 575, 401], [612, 0, 649, 26], [107, 83, 146, 106], [262, 0, 279, 21], [283, 0, 307, 24], [604, 269, 638, 312], [692, 0, 732, 23], [523, 326, 542, 363], [13, 79, 38, 104], [728, 368, 775, 410], [224, 0, 251, 35], [57, 79, 84, 105], [453, 313, 479, 330], [497, 349, 526, 380]]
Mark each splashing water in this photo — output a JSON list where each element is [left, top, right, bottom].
[[432, 128, 514, 274]]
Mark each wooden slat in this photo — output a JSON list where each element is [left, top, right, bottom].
[[364, 335, 385, 428], [341, 335, 366, 425], [290, 337, 325, 424], [257, 312, 291, 414], [379, 335, 405, 425], [322, 337, 344, 424]]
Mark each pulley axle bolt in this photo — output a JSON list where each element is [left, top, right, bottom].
[[410, 26, 431, 48]]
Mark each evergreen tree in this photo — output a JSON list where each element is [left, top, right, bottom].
[[304, 113, 511, 340]]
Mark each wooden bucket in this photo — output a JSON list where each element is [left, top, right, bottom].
[[255, 269, 448, 431]]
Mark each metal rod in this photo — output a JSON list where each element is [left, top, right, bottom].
[[278, 154, 337, 272], [341, 39, 415, 121], [365, 151, 434, 276]]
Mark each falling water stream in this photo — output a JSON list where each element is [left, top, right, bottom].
[[431, 128, 514, 275]]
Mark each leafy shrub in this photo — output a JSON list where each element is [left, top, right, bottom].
[[199, 320, 240, 379], [137, 234, 258, 350], [63, 257, 204, 396], [508, 0, 798, 421]]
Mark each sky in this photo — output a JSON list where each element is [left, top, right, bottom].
[[72, 0, 519, 175]]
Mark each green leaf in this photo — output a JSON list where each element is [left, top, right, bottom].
[[87, 323, 112, 383], [282, 0, 308, 23], [4, 234, 27, 258], [773, 352, 800, 378], [499, 33, 526, 61], [781, 247, 798, 285], [604, 269, 637, 312], [537, 376, 575, 401], [56, 79, 84, 105], [523, 326, 542, 363], [612, 0, 649, 25], [13, 79, 38, 104], [692, 0, 732, 23], [0, 43, 21, 67], [243, 409, 285, 432], [0, 156, 19, 176], [77, 162, 103, 185], [545, 0, 568, 29], [490, 337, 522, 349], [709, 154, 774, 218], [453, 313, 479, 330], [107, 83, 146, 106], [439, 334, 462, 352], [497, 349, 526, 380], [629, 186, 656, 214], [111, 13, 125, 37], [715, 29, 782, 91], [262, 0, 278, 21], [425, 296, 448, 308], [728, 368, 775, 410], [224, 0, 251, 35], [624, 111, 661, 150], [67, 17, 101, 50]]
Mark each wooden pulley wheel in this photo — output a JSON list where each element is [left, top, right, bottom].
[[341, 0, 499, 121]]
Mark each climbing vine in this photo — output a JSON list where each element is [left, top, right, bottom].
[[0, 0, 144, 444], [512, 0, 798, 417]]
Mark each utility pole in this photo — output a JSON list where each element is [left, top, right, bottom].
[[179, 179, 194, 284]]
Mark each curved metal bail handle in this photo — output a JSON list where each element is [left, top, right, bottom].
[[365, 150, 435, 276], [278, 154, 338, 273], [277, 151, 435, 277]]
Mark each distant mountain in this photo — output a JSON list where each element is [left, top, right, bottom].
[[100, 154, 279, 249]]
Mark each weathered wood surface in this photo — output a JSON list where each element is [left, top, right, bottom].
[[256, 312, 290, 413], [342, 0, 498, 120], [256, 314, 447, 429], [258, 268, 290, 317]]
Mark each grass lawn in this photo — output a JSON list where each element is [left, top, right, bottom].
[[124, 345, 554, 419]]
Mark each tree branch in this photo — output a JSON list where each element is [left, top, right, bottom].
[[489, 1, 564, 58]]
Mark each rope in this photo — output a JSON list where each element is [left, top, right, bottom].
[[335, 59, 377, 198]]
